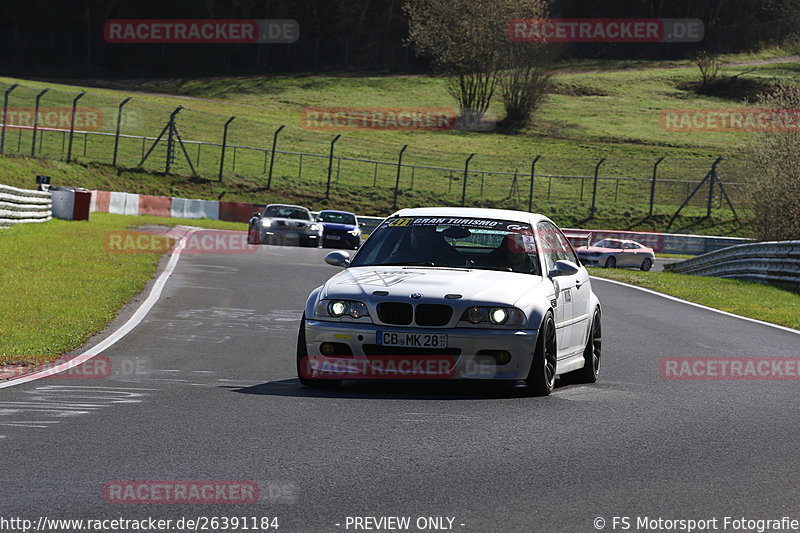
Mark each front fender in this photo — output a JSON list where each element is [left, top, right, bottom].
[[304, 286, 324, 318]]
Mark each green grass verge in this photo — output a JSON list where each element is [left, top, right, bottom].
[[589, 268, 800, 330], [0, 213, 245, 366]]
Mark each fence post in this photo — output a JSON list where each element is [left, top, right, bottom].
[[325, 134, 342, 199], [30, 88, 49, 158], [267, 124, 284, 189], [461, 153, 476, 206], [67, 91, 86, 162], [112, 97, 131, 167], [165, 106, 183, 174], [1, 83, 20, 156], [649, 157, 665, 216], [589, 158, 605, 219], [528, 155, 541, 212], [392, 144, 408, 209], [218, 116, 236, 181], [707, 156, 723, 217]]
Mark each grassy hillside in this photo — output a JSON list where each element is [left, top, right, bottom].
[[2, 52, 797, 235]]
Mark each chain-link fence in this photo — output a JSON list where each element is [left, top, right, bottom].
[[0, 80, 746, 220]]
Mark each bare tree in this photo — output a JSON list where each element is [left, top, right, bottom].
[[741, 83, 800, 240], [500, 38, 555, 127], [405, 0, 552, 129], [695, 50, 722, 85], [405, 0, 505, 128]]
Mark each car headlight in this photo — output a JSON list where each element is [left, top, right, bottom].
[[461, 306, 526, 326], [348, 228, 360, 236], [315, 299, 370, 320], [310, 223, 321, 232]]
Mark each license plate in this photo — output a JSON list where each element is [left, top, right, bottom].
[[378, 332, 448, 348], [327, 235, 341, 240]]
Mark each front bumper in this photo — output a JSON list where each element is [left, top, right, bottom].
[[261, 228, 322, 247], [304, 319, 538, 380], [322, 234, 360, 249], [578, 255, 602, 266]]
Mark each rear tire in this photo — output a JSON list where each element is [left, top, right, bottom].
[[605, 256, 616, 268], [640, 258, 653, 271], [525, 312, 557, 396], [297, 314, 341, 389], [569, 308, 601, 384]]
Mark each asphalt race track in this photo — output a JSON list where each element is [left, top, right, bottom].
[[1, 244, 799, 532]]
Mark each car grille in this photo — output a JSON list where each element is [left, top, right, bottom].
[[376, 302, 454, 327], [325, 228, 351, 236], [414, 304, 453, 326], [362, 344, 461, 357], [377, 302, 413, 325]]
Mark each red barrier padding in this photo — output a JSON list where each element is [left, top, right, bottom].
[[94, 190, 111, 212], [138, 194, 173, 217], [219, 201, 257, 223]]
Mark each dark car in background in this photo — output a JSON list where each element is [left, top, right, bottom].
[[316, 210, 361, 249]]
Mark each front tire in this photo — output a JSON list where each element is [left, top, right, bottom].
[[605, 256, 616, 268], [525, 312, 557, 396], [640, 257, 653, 271], [247, 224, 259, 245], [569, 308, 601, 384], [296, 313, 341, 389]]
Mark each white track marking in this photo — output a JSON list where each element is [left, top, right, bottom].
[[0, 228, 200, 390], [592, 276, 800, 335]]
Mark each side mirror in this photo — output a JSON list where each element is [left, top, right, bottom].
[[325, 250, 351, 268], [548, 259, 580, 278]]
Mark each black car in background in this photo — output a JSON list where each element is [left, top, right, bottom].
[[316, 210, 361, 249]]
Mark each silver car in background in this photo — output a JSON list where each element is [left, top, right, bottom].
[[248, 204, 323, 247], [575, 238, 656, 270]]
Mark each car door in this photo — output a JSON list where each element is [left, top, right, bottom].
[[537, 221, 578, 358], [556, 228, 591, 351], [620, 242, 639, 266]]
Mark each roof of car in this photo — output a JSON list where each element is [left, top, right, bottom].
[[391, 207, 551, 224], [319, 209, 356, 216], [265, 204, 309, 211]]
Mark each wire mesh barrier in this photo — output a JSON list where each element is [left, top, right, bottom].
[[0, 81, 747, 221]]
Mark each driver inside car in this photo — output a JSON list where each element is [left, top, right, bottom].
[[480, 233, 537, 273], [386, 225, 467, 266]]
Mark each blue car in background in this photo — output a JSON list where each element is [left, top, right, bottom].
[[316, 210, 361, 249]]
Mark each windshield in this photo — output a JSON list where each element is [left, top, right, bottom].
[[593, 239, 623, 248], [351, 216, 541, 274], [318, 212, 357, 225], [264, 206, 311, 220]]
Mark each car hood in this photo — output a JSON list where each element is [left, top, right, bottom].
[[321, 222, 357, 231], [577, 246, 618, 253], [322, 266, 547, 306]]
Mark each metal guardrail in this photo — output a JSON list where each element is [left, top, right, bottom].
[[664, 240, 800, 287], [0, 183, 51, 226]]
